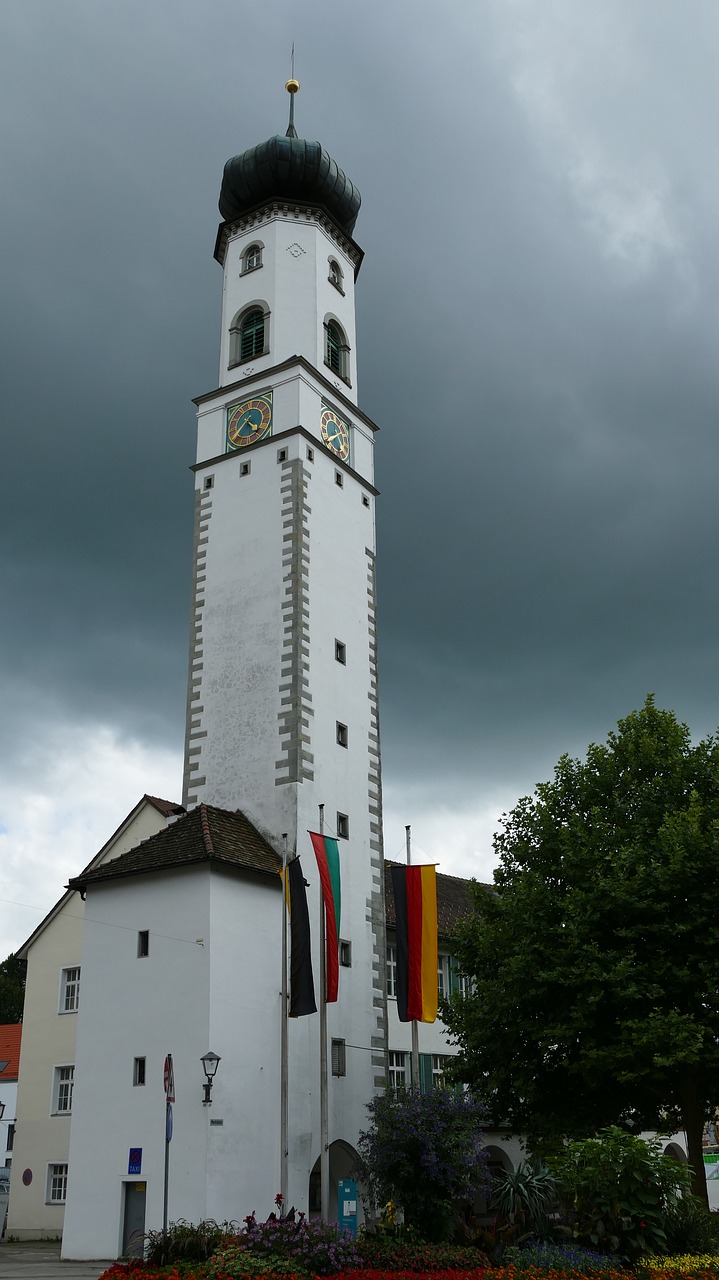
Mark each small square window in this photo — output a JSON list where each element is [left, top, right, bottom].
[[362, 494, 370, 508], [336, 722, 348, 748], [331, 1038, 346, 1077], [336, 813, 349, 840], [339, 940, 352, 968], [335, 471, 343, 488], [306, 446, 314, 462], [240, 461, 251, 477], [277, 448, 288, 463], [133, 1057, 146, 1087], [204, 476, 214, 490], [137, 930, 149, 958], [335, 640, 346, 664], [47, 1163, 68, 1205]]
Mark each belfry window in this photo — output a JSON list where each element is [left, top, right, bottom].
[[328, 259, 344, 293], [326, 320, 342, 374], [240, 309, 265, 360], [230, 305, 269, 367]]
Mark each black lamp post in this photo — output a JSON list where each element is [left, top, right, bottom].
[[200, 1052, 221, 1105]]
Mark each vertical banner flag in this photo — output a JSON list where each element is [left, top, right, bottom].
[[309, 832, 341, 1002], [390, 864, 438, 1023], [280, 858, 317, 1016]]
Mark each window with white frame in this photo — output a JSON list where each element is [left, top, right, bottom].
[[46, 1163, 68, 1204], [328, 258, 344, 292], [388, 1050, 407, 1091], [387, 944, 397, 998], [60, 966, 80, 1013], [432, 1054, 448, 1089], [52, 1065, 74, 1114], [437, 953, 450, 998], [242, 242, 263, 273], [457, 968, 472, 998]]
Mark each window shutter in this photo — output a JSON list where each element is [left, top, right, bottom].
[[419, 1052, 433, 1094]]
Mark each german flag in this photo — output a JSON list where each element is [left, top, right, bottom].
[[391, 864, 438, 1023]]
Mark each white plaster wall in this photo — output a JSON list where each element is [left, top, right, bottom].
[[219, 216, 358, 398], [8, 801, 174, 1239], [61, 867, 283, 1259]]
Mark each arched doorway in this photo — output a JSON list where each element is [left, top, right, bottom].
[[474, 1144, 514, 1220], [309, 1140, 360, 1222]]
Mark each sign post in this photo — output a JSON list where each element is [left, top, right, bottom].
[[162, 1054, 175, 1261], [338, 1179, 358, 1238]]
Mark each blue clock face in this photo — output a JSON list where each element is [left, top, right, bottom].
[[227, 394, 272, 449], [320, 405, 350, 462]]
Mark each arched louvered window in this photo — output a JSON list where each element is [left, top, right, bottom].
[[240, 308, 265, 361], [326, 320, 342, 373], [328, 259, 344, 291]]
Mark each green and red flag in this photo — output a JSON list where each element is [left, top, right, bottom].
[[390, 864, 438, 1023], [309, 832, 341, 1002], [281, 857, 317, 1017]]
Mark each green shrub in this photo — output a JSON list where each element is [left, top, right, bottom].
[[547, 1127, 691, 1261], [144, 1218, 238, 1263], [206, 1246, 304, 1279], [662, 1194, 719, 1256], [490, 1161, 557, 1236], [355, 1234, 489, 1271]]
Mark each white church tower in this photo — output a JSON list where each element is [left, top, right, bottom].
[[181, 79, 387, 1194], [60, 85, 387, 1258]]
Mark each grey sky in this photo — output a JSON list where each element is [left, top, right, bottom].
[[2, 0, 719, 953]]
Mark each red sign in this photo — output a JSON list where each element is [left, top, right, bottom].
[[163, 1054, 175, 1102]]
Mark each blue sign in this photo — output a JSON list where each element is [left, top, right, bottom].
[[128, 1148, 142, 1175], [338, 1178, 358, 1238], [166, 1103, 173, 1143]]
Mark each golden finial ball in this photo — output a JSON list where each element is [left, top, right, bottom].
[[285, 78, 300, 94]]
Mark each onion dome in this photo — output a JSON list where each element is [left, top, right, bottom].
[[218, 80, 361, 236]]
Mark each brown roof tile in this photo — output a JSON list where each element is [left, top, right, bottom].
[[144, 795, 185, 817], [0, 1024, 22, 1079], [68, 805, 282, 891], [384, 861, 491, 939]]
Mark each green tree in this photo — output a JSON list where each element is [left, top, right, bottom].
[[356, 1087, 490, 1241], [444, 697, 719, 1205], [0, 952, 26, 1022]]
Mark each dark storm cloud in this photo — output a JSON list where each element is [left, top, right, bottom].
[[2, 0, 719, 858]]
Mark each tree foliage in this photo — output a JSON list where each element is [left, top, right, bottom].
[[444, 697, 719, 1202], [356, 1087, 490, 1241], [0, 952, 26, 1022]]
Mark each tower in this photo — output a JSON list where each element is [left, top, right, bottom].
[[182, 86, 386, 1205]]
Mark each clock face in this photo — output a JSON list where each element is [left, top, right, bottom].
[[320, 404, 351, 462], [226, 393, 273, 449]]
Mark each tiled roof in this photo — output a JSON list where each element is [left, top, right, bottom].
[[144, 795, 185, 817], [384, 861, 491, 938], [0, 1024, 22, 1079], [68, 805, 282, 891]]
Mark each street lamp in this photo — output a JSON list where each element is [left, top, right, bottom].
[[200, 1051, 221, 1106]]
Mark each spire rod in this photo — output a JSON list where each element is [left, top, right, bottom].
[[285, 44, 299, 138]]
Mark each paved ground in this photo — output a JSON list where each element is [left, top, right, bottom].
[[0, 1240, 114, 1279]]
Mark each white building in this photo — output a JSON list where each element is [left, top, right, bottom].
[[6, 795, 183, 1240]]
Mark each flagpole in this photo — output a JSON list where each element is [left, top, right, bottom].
[[405, 825, 420, 1090], [280, 833, 289, 1210], [319, 803, 330, 1221]]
